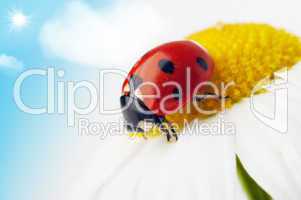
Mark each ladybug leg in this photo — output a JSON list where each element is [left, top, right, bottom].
[[136, 127, 148, 140], [159, 122, 178, 143], [142, 133, 148, 140], [138, 130, 148, 140], [166, 127, 178, 143]]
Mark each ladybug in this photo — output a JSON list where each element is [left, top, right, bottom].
[[120, 40, 214, 142]]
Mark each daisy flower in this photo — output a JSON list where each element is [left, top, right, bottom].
[[62, 23, 301, 200]]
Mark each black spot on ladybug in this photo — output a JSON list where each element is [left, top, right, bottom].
[[159, 59, 175, 74], [196, 57, 208, 71], [129, 74, 143, 90], [172, 87, 181, 100]]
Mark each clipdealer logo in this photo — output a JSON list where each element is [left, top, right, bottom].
[[13, 67, 289, 135], [13, 68, 128, 127]]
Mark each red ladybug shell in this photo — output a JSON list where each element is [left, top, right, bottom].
[[122, 40, 214, 116]]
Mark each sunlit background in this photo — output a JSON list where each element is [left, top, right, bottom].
[[9, 9, 29, 31], [1, 0, 301, 200]]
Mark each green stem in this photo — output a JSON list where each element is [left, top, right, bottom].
[[236, 156, 272, 200]]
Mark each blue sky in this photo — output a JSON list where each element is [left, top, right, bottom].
[[0, 1, 60, 66], [0, 0, 61, 198], [0, 0, 113, 67], [0, 1, 115, 199]]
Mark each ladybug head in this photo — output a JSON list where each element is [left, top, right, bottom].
[[120, 93, 178, 142], [120, 93, 160, 131]]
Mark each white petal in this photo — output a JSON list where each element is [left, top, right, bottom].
[[64, 118, 236, 200], [228, 64, 301, 199]]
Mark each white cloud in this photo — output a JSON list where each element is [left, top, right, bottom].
[[40, 0, 301, 68], [0, 54, 23, 70], [39, 0, 219, 68], [40, 1, 174, 68]]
